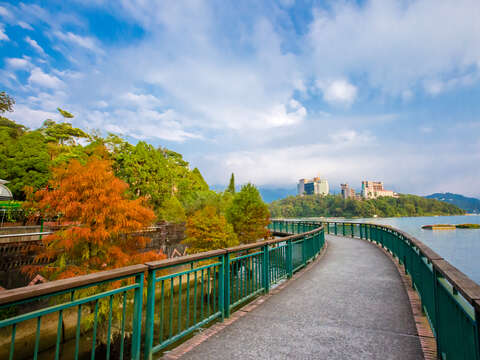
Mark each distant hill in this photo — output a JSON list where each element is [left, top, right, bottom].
[[210, 184, 297, 203], [258, 187, 297, 203], [425, 193, 480, 214], [269, 194, 465, 218]]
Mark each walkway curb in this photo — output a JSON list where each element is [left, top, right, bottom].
[[161, 241, 330, 360]]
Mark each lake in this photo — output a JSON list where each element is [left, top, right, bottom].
[[311, 215, 480, 285]]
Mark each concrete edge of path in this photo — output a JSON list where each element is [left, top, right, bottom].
[[335, 235, 438, 360], [160, 241, 330, 360]]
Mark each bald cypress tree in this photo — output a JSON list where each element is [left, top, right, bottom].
[[227, 173, 235, 193]]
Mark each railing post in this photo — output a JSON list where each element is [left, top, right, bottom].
[[262, 244, 270, 293], [224, 253, 231, 318], [131, 273, 144, 360], [287, 239, 293, 278], [351, 223, 354, 237], [474, 305, 480, 360], [432, 268, 441, 357], [342, 223, 346, 236], [219, 254, 225, 320], [334, 222, 337, 235], [144, 269, 156, 360]]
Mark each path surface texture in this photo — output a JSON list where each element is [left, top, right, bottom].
[[179, 235, 424, 360]]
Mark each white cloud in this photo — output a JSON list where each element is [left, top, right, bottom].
[[86, 108, 200, 142], [0, 6, 10, 18], [18, 21, 33, 30], [54, 31, 104, 54], [25, 36, 46, 56], [5, 57, 31, 69], [10, 105, 60, 128], [28, 67, 64, 89], [120, 92, 162, 109], [307, 0, 480, 96], [0, 24, 8, 41], [318, 79, 358, 106]]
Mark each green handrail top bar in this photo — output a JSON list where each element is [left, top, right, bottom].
[[0, 263, 147, 306], [145, 248, 227, 269], [322, 220, 480, 311]]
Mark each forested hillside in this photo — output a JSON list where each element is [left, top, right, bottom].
[[269, 194, 465, 218], [425, 193, 480, 214]]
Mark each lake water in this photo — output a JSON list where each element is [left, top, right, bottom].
[[311, 215, 480, 285]]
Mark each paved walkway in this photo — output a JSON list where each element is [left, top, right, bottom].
[[180, 235, 424, 359]]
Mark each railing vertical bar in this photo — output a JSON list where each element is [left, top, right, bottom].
[[75, 304, 82, 360], [206, 268, 210, 317], [178, 274, 183, 334], [193, 271, 198, 324], [169, 277, 174, 338], [119, 291, 127, 360], [9, 323, 16, 360], [186, 272, 190, 328], [106, 295, 113, 360], [90, 300, 99, 360], [200, 269, 204, 320], [55, 309, 63, 360], [33, 316, 42, 360], [159, 279, 165, 343]]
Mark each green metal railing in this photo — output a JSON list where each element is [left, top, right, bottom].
[[0, 265, 146, 360], [317, 220, 480, 360], [143, 222, 325, 359], [0, 222, 325, 360]]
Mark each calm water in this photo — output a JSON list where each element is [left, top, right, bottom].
[[312, 215, 480, 285]]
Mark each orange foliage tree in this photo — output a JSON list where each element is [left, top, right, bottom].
[[24, 157, 165, 279]]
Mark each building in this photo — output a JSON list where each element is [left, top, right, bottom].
[[0, 180, 13, 201], [361, 181, 397, 199], [298, 176, 329, 196], [340, 183, 356, 199]]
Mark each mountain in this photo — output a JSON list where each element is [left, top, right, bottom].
[[425, 193, 480, 214], [258, 187, 297, 203]]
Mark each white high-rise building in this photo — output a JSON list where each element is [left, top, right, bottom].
[[297, 176, 329, 196]]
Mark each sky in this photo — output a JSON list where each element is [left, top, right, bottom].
[[0, 0, 479, 197]]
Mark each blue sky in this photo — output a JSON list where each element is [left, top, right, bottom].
[[1, 0, 479, 196]]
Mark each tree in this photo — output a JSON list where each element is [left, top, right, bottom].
[[157, 196, 186, 223], [24, 157, 165, 279], [226, 183, 270, 243], [57, 107, 74, 119], [227, 173, 235, 193], [183, 206, 239, 253], [0, 91, 15, 113], [0, 131, 51, 199], [40, 119, 89, 146]]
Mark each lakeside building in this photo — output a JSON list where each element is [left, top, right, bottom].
[[298, 176, 329, 196], [361, 181, 398, 199], [0, 180, 13, 201], [341, 183, 357, 200]]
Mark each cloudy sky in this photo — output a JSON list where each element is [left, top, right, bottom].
[[1, 0, 479, 196]]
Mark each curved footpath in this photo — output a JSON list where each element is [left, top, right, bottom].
[[177, 235, 424, 359]]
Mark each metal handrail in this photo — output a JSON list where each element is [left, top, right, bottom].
[[300, 219, 480, 360], [0, 222, 325, 360]]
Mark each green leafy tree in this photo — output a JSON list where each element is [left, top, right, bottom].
[[268, 194, 464, 218], [227, 173, 235, 193], [226, 183, 270, 243], [0, 131, 51, 199], [57, 107, 74, 119], [0, 91, 15, 113], [183, 205, 239, 253], [40, 119, 89, 145], [157, 196, 186, 223]]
